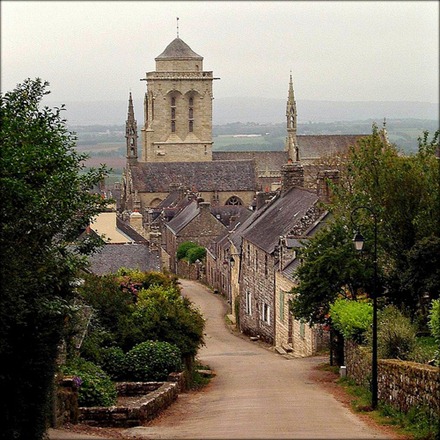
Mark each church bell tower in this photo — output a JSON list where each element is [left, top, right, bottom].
[[141, 34, 215, 163]]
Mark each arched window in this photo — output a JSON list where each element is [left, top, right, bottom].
[[225, 196, 243, 206], [188, 96, 194, 132], [171, 96, 176, 133]]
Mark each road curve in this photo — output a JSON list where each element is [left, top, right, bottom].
[[123, 279, 390, 439]]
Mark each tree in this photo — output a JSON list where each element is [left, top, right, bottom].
[[0, 79, 108, 440], [292, 125, 439, 328], [290, 219, 373, 325]]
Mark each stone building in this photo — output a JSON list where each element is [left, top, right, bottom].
[[121, 35, 367, 217]]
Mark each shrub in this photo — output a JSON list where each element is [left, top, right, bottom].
[[367, 305, 417, 360], [126, 341, 183, 381], [187, 246, 206, 264], [61, 358, 117, 407], [99, 346, 127, 381], [330, 298, 372, 343], [133, 285, 205, 357], [427, 299, 440, 365], [176, 241, 198, 260]]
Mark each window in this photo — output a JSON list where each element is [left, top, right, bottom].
[[264, 254, 268, 277], [225, 196, 243, 206], [262, 303, 270, 324], [245, 291, 252, 315], [171, 96, 176, 133], [188, 96, 194, 132], [300, 320, 305, 338]]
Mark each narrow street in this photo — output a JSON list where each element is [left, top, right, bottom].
[[121, 279, 390, 439]]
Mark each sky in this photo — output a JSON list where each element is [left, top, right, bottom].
[[1, 1, 439, 106]]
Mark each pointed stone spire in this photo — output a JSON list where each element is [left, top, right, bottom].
[[126, 92, 138, 162], [381, 117, 390, 146], [285, 72, 299, 161]]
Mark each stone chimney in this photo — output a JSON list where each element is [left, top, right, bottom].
[[317, 170, 340, 203], [129, 210, 143, 233], [281, 160, 304, 193], [256, 191, 276, 209]]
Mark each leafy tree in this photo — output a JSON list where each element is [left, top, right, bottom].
[[187, 246, 206, 263], [176, 241, 198, 260], [293, 125, 439, 329], [428, 299, 440, 365], [290, 219, 373, 325], [330, 299, 372, 343], [0, 79, 108, 440]]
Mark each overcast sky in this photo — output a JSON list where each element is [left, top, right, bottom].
[[2, 1, 439, 106]]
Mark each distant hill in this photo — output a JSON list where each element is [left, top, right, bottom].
[[47, 97, 439, 126]]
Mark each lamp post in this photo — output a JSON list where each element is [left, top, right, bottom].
[[351, 206, 378, 410]]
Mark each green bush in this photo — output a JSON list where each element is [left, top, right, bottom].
[[187, 246, 206, 264], [330, 298, 372, 342], [176, 241, 198, 260], [427, 299, 440, 365], [126, 341, 182, 381], [133, 285, 205, 357], [99, 346, 127, 381], [61, 358, 117, 407], [367, 305, 417, 360]]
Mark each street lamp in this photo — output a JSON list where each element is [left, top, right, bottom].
[[351, 206, 378, 410]]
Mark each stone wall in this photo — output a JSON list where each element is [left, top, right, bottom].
[[52, 377, 79, 428], [344, 340, 439, 417], [79, 379, 181, 427]]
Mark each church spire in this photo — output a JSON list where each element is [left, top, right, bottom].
[[126, 92, 138, 162], [285, 72, 299, 161]]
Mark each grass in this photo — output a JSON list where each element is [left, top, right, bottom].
[[188, 360, 213, 390], [337, 375, 439, 439]]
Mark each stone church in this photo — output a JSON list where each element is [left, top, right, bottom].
[[121, 35, 366, 217]]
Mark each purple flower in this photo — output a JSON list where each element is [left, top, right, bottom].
[[73, 376, 83, 388]]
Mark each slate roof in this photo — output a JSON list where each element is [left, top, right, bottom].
[[213, 151, 288, 172], [156, 38, 203, 60], [88, 243, 160, 275], [212, 135, 366, 166], [241, 187, 319, 254], [297, 134, 366, 159], [166, 201, 199, 234], [130, 161, 257, 193]]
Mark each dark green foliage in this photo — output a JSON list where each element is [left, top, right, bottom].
[[330, 299, 372, 343], [133, 285, 205, 357], [126, 341, 182, 381], [176, 241, 198, 260], [290, 219, 373, 325], [99, 347, 127, 381], [428, 300, 440, 365], [61, 358, 117, 407], [187, 246, 206, 263], [0, 79, 108, 440], [366, 305, 417, 360]]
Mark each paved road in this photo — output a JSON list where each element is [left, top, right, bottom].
[[122, 279, 390, 439]]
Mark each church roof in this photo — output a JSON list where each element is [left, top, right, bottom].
[[297, 134, 366, 159], [129, 160, 257, 193], [156, 37, 203, 60], [213, 151, 288, 172]]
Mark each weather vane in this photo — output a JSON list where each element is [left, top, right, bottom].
[[177, 17, 179, 38]]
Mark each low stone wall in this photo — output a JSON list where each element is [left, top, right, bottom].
[[79, 380, 180, 427], [344, 340, 440, 417], [53, 377, 79, 428], [378, 359, 439, 417]]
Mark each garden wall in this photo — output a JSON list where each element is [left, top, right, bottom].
[[53, 377, 79, 428], [79, 380, 179, 427], [344, 340, 439, 417]]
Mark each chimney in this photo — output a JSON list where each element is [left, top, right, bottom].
[[317, 169, 340, 203], [256, 191, 276, 209], [281, 160, 304, 193], [129, 210, 143, 232]]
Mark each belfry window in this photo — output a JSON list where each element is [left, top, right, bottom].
[[170, 96, 176, 133], [188, 96, 194, 132]]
